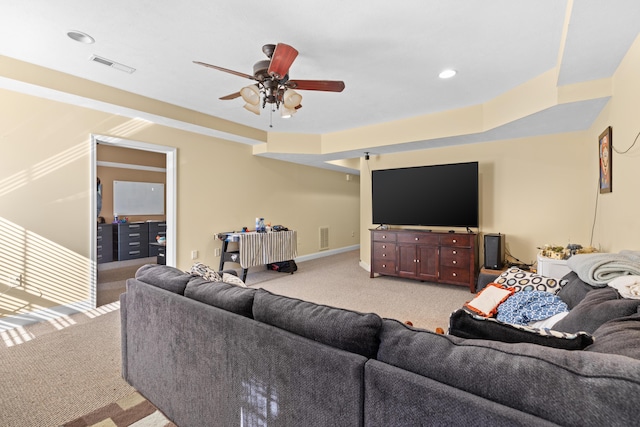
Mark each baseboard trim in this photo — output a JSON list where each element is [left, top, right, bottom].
[[295, 245, 360, 263]]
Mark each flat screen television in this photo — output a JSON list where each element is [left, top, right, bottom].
[[371, 161, 478, 228]]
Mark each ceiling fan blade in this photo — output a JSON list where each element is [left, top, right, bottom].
[[287, 80, 345, 92], [267, 43, 299, 80], [193, 61, 255, 80], [219, 91, 242, 100]]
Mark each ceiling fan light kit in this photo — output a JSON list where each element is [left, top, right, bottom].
[[194, 43, 345, 121]]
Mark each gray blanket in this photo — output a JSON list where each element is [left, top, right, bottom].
[[567, 250, 640, 287]]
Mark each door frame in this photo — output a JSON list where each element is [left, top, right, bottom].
[[90, 134, 177, 308]]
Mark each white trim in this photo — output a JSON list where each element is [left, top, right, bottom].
[[294, 244, 360, 263], [92, 134, 178, 283], [97, 160, 166, 173]]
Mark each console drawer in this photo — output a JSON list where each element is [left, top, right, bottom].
[[373, 242, 396, 260], [439, 266, 471, 285], [440, 247, 471, 268], [372, 231, 397, 242], [372, 259, 396, 275], [397, 233, 439, 245], [440, 234, 471, 247]]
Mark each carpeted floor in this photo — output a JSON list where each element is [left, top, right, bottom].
[[0, 249, 474, 426]]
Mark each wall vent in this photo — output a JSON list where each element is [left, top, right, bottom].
[[319, 227, 329, 251], [89, 55, 136, 74]]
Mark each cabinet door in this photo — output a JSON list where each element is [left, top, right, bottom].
[[416, 245, 438, 281], [397, 244, 417, 277]]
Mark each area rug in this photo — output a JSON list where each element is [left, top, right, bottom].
[[62, 392, 176, 427]]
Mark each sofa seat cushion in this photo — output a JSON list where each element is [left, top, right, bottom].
[[553, 286, 640, 334], [134, 264, 192, 295], [449, 309, 593, 350], [585, 312, 640, 360], [252, 289, 382, 358], [377, 319, 640, 426], [184, 277, 256, 318]]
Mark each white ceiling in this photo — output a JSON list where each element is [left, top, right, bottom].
[[1, 1, 639, 171]]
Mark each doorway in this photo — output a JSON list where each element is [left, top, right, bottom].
[[90, 134, 177, 308]]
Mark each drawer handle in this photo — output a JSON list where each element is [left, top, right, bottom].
[[415, 237, 419, 241], [97, 236, 102, 241], [453, 250, 457, 255], [97, 245, 102, 250], [382, 264, 386, 268], [453, 260, 457, 264], [129, 250, 141, 255], [452, 272, 457, 277], [129, 242, 140, 247], [382, 245, 386, 248], [382, 235, 386, 239], [382, 254, 386, 257], [129, 225, 141, 229], [129, 233, 140, 238], [453, 239, 457, 243]]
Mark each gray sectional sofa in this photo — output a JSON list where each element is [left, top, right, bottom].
[[120, 264, 640, 426]]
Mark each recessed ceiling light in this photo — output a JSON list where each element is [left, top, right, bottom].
[[67, 30, 95, 44], [439, 69, 457, 79]]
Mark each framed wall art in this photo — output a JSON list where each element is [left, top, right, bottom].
[[599, 126, 612, 194]]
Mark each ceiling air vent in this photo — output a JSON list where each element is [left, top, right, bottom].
[[89, 55, 136, 74]]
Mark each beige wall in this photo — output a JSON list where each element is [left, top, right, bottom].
[[360, 35, 640, 269], [2, 34, 639, 321], [0, 90, 360, 319]]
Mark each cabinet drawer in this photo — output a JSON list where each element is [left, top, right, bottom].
[[372, 259, 396, 275], [440, 247, 471, 268], [397, 233, 439, 245], [440, 234, 471, 247], [439, 266, 471, 284], [373, 242, 396, 260], [372, 231, 396, 242]]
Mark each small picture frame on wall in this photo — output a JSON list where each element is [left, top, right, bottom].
[[599, 126, 612, 193]]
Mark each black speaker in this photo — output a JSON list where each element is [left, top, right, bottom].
[[484, 233, 505, 270]]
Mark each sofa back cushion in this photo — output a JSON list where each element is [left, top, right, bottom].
[[252, 289, 382, 358], [553, 286, 640, 333], [585, 313, 640, 360], [376, 318, 640, 426], [134, 264, 192, 295], [556, 271, 595, 309], [184, 277, 256, 318]]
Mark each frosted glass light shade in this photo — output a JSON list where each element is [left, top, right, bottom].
[[283, 89, 302, 109], [243, 103, 261, 115], [240, 85, 261, 105], [281, 107, 297, 118]]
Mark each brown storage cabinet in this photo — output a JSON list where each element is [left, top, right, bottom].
[[370, 229, 478, 292]]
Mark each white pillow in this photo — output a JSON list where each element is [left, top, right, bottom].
[[464, 283, 515, 317]]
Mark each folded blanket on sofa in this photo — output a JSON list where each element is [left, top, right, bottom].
[[567, 250, 640, 287], [608, 275, 640, 299], [496, 291, 568, 326]]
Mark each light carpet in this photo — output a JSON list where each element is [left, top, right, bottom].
[[0, 249, 474, 426]]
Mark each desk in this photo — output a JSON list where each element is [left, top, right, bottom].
[[218, 231, 297, 281]]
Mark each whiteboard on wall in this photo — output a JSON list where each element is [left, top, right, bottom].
[[113, 181, 165, 215]]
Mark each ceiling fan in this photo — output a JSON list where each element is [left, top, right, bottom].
[[194, 43, 345, 118]]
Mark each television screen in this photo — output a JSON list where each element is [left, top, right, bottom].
[[371, 161, 478, 228]]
